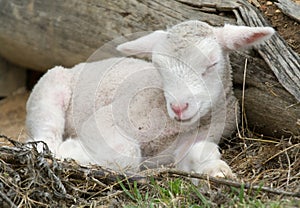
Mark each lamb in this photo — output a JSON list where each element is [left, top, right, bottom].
[[26, 20, 274, 177]]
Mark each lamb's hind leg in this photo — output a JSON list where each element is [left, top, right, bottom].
[[57, 104, 141, 172], [26, 66, 72, 154]]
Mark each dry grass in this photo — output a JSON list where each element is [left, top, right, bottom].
[[0, 132, 299, 207], [222, 131, 300, 194]]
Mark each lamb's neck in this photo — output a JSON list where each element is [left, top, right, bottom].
[[222, 55, 235, 100]]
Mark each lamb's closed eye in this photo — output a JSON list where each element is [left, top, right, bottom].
[[201, 62, 219, 76]]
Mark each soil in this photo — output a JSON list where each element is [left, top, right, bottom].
[[0, 91, 29, 142], [257, 0, 300, 54]]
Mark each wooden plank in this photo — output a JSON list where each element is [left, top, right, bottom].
[[275, 0, 300, 23], [235, 1, 300, 102]]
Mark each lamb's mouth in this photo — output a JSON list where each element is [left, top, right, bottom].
[[174, 115, 194, 123], [173, 110, 199, 123]]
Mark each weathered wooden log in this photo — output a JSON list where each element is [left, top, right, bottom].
[[275, 0, 300, 23], [231, 52, 300, 136], [232, 2, 300, 136], [235, 2, 300, 102], [0, 0, 299, 136], [0, 0, 237, 71]]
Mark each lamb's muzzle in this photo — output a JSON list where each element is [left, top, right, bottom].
[[170, 102, 189, 120]]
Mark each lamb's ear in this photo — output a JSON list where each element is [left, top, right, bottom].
[[117, 30, 168, 56], [214, 24, 275, 51]]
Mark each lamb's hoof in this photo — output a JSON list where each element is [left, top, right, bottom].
[[190, 160, 235, 185], [210, 165, 234, 178], [202, 159, 235, 178], [28, 138, 59, 154]]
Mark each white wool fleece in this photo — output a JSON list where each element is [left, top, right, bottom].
[[26, 20, 274, 180]]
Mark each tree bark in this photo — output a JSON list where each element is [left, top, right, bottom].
[[0, 0, 299, 136]]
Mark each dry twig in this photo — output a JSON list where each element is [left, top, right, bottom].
[[158, 169, 300, 197]]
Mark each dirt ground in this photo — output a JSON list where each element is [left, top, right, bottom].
[[258, 0, 300, 54], [0, 91, 28, 142]]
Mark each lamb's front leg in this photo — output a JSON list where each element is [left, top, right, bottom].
[[176, 141, 233, 180]]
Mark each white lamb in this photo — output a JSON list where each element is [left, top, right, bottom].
[[26, 20, 274, 177]]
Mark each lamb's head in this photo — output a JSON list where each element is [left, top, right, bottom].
[[117, 20, 274, 124]]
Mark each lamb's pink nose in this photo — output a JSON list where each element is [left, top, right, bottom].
[[171, 103, 189, 118]]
